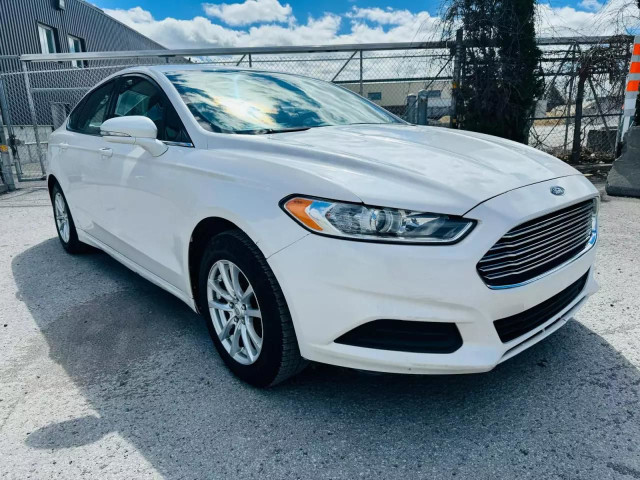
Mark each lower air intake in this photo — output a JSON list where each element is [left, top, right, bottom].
[[494, 271, 589, 343], [335, 319, 462, 354]]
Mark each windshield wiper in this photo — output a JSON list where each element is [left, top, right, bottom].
[[240, 127, 312, 135]]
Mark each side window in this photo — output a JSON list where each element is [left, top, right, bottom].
[[38, 24, 58, 54], [68, 81, 114, 135], [112, 77, 190, 143]]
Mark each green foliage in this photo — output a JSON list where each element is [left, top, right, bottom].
[[444, 0, 544, 143]]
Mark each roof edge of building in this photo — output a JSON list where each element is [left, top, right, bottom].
[[76, 0, 167, 51]]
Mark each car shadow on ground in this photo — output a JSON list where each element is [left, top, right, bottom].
[[12, 239, 640, 479]]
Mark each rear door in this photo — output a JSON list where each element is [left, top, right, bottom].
[[58, 79, 116, 238], [99, 74, 194, 289]]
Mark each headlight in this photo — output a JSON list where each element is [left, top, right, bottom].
[[281, 196, 476, 244], [591, 196, 599, 241]]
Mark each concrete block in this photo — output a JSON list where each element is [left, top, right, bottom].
[[606, 126, 640, 198]]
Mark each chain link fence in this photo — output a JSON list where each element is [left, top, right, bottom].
[[1, 42, 460, 181], [0, 38, 634, 186], [1, 56, 48, 183], [529, 37, 633, 164]]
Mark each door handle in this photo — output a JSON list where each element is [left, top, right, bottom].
[[59, 142, 69, 150], [99, 147, 113, 158]]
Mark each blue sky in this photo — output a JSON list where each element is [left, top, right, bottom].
[[97, 0, 595, 28], [97, 0, 442, 24], [95, 0, 638, 48]]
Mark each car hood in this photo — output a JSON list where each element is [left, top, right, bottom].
[[266, 124, 579, 215]]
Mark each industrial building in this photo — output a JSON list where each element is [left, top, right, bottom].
[[0, 0, 165, 179], [0, 0, 163, 67], [342, 80, 453, 121]]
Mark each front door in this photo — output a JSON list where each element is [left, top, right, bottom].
[[58, 79, 115, 241], [98, 75, 194, 291]]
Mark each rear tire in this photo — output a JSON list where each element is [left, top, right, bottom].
[[197, 230, 307, 387], [51, 184, 89, 254]]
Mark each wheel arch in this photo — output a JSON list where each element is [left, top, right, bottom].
[[188, 216, 246, 313], [47, 174, 59, 199]]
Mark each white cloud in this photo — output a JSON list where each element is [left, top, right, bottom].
[[244, 14, 343, 45], [536, 0, 639, 37], [104, 7, 344, 48], [344, 12, 442, 44], [105, 8, 241, 48], [109, 5, 153, 23], [578, 0, 604, 12], [202, 0, 293, 27], [102, 6, 443, 48], [346, 7, 416, 25], [103, 1, 640, 51], [536, 3, 603, 36]]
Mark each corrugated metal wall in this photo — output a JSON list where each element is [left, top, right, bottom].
[[0, 0, 164, 59], [0, 0, 167, 126]]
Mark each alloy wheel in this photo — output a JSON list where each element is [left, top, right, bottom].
[[54, 192, 70, 243], [206, 260, 263, 365]]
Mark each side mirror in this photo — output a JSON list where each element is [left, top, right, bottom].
[[100, 116, 168, 157]]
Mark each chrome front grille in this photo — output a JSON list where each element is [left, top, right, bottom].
[[478, 199, 596, 288]]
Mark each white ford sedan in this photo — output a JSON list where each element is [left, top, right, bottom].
[[47, 65, 599, 386]]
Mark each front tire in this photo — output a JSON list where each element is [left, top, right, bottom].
[[197, 230, 306, 387]]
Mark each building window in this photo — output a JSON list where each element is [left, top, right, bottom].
[[38, 24, 58, 54], [367, 92, 382, 101], [68, 35, 86, 68]]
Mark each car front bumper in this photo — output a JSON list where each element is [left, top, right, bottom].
[[267, 175, 599, 374]]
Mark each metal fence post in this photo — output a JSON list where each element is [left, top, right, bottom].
[[0, 76, 21, 180], [417, 90, 429, 125], [563, 43, 577, 154], [450, 28, 464, 129], [0, 79, 16, 190], [406, 94, 417, 124], [359, 50, 363, 96], [21, 61, 46, 177]]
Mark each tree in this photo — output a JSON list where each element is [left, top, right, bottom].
[[443, 0, 543, 143]]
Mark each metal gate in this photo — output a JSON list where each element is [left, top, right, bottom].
[[0, 57, 48, 182]]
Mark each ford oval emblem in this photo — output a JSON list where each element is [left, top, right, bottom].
[[550, 186, 565, 196]]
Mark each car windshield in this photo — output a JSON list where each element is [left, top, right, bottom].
[[164, 69, 403, 134]]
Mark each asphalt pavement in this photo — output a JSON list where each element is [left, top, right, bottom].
[[1, 183, 639, 479]]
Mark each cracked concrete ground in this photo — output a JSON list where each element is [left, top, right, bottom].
[[0, 183, 639, 479]]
